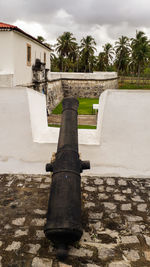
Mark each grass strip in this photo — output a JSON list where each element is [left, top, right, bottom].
[[119, 83, 150, 89], [52, 98, 99, 115], [48, 124, 96, 129]]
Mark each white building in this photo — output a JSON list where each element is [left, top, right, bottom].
[[0, 22, 51, 87]]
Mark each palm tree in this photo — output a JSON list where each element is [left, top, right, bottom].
[[55, 32, 78, 71], [80, 35, 96, 72], [131, 31, 150, 79], [115, 36, 130, 74], [68, 42, 79, 71], [103, 43, 114, 70], [97, 52, 106, 71], [37, 36, 45, 43]]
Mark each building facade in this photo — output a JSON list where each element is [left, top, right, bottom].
[[0, 22, 51, 87]]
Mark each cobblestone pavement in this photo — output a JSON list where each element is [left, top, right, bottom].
[[1, 174, 150, 266], [48, 115, 97, 126]]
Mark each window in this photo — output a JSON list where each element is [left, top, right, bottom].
[[27, 44, 31, 66], [44, 52, 46, 64]]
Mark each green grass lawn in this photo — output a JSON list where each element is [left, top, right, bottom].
[[119, 83, 150, 89], [48, 124, 96, 129], [52, 98, 99, 115]]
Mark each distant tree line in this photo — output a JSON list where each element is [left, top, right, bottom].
[[37, 30, 150, 78]]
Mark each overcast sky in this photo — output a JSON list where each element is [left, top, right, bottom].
[[1, 0, 150, 53]]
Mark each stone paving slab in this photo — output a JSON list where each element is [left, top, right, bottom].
[[1, 174, 150, 266]]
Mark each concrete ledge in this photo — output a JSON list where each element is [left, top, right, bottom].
[[49, 71, 118, 81]]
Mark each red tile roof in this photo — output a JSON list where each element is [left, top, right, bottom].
[[0, 22, 16, 28], [0, 22, 51, 50]]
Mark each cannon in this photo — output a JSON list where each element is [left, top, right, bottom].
[[44, 97, 90, 259]]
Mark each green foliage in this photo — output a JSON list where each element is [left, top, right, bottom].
[[96, 52, 106, 71], [52, 98, 99, 115], [114, 36, 130, 75], [40, 30, 150, 76], [102, 43, 114, 70], [80, 36, 97, 72], [55, 32, 78, 72], [119, 83, 150, 89], [37, 36, 45, 43], [144, 67, 150, 77], [37, 36, 51, 49], [130, 31, 150, 78]]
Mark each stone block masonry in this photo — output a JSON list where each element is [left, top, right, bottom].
[[62, 78, 118, 98], [47, 72, 118, 113], [1, 174, 150, 266], [47, 79, 63, 113]]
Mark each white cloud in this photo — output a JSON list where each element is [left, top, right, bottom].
[[1, 0, 150, 52], [14, 20, 47, 39]]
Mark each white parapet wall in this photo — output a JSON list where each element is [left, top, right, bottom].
[[0, 87, 98, 174], [1, 87, 150, 178], [49, 71, 118, 81], [0, 74, 14, 87]]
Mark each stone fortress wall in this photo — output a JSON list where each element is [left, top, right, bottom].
[[47, 79, 63, 113], [0, 67, 118, 114], [47, 72, 118, 113]]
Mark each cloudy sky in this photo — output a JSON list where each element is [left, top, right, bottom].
[[1, 0, 150, 53]]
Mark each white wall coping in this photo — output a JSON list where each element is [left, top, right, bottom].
[[49, 72, 118, 81]]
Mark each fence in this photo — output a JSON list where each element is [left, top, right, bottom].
[[119, 76, 150, 85]]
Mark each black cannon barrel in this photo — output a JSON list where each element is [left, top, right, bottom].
[[44, 97, 90, 259]]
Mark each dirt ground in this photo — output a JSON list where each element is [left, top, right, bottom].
[[48, 115, 97, 126]]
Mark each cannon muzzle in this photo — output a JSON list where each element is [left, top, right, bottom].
[[44, 97, 90, 259]]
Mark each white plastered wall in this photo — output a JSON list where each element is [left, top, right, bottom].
[[0, 31, 14, 75], [0, 31, 50, 87], [0, 88, 56, 173], [1, 88, 150, 178], [13, 31, 50, 86], [0, 87, 99, 174], [83, 90, 150, 178]]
